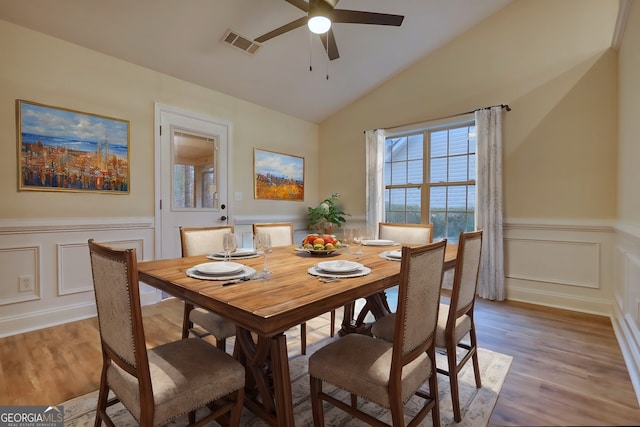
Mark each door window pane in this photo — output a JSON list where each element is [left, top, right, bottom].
[[172, 131, 216, 209]]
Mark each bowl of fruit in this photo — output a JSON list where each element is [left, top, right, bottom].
[[296, 234, 346, 256]]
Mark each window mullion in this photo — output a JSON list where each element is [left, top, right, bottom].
[[423, 130, 429, 224]]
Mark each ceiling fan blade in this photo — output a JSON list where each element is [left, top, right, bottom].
[[331, 9, 404, 26], [255, 16, 308, 43], [284, 0, 309, 12], [320, 29, 339, 60]]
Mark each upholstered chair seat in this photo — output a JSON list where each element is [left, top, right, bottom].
[[188, 308, 237, 341], [309, 333, 432, 408], [106, 338, 244, 425]]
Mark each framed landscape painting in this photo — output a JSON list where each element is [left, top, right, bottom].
[[17, 100, 130, 193], [254, 148, 304, 201]]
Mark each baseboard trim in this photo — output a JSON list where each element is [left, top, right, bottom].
[[611, 307, 640, 405], [0, 301, 97, 339], [507, 285, 613, 317]]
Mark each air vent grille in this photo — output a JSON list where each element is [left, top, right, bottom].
[[222, 29, 261, 55]]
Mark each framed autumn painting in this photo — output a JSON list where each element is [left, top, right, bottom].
[[17, 100, 130, 193], [254, 148, 304, 201]]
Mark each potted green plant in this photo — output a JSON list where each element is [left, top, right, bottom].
[[307, 193, 349, 234]]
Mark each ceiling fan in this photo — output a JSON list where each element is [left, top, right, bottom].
[[254, 0, 404, 61]]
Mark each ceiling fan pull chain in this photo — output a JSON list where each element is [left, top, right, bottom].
[[325, 33, 329, 80], [309, 31, 313, 72]]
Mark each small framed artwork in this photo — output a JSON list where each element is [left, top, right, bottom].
[[254, 148, 304, 201], [17, 100, 130, 193]]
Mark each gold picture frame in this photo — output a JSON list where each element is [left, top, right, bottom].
[[17, 99, 130, 193]]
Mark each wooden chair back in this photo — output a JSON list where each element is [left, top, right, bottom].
[[378, 222, 433, 244], [252, 222, 294, 247], [393, 240, 446, 366], [179, 225, 234, 257], [448, 230, 483, 325], [88, 240, 153, 410]]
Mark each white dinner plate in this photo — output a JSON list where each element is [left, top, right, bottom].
[[386, 249, 402, 259], [307, 265, 372, 279], [212, 248, 257, 257], [187, 266, 256, 281], [317, 260, 362, 273], [362, 239, 398, 246], [194, 261, 244, 275]]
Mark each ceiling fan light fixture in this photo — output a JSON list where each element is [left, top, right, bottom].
[[308, 15, 331, 34]]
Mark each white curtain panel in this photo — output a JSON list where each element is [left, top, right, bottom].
[[475, 106, 505, 301], [365, 129, 386, 234]]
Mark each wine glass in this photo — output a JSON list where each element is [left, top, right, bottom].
[[223, 232, 237, 262], [352, 228, 364, 257], [255, 231, 272, 280]]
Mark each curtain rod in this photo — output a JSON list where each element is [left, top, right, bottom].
[[367, 103, 511, 133]]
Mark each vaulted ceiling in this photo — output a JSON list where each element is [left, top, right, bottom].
[[0, 0, 513, 123]]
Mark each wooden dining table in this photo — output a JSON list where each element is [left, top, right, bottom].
[[137, 242, 457, 427]]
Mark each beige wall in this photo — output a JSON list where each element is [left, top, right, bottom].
[[319, 0, 619, 222], [0, 20, 319, 221], [619, 1, 640, 222]]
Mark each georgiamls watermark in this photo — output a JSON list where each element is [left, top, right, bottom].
[[0, 406, 63, 427]]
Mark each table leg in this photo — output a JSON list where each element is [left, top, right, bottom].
[[235, 328, 295, 427], [338, 291, 393, 336]]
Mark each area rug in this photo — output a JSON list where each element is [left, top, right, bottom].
[[61, 340, 511, 427]]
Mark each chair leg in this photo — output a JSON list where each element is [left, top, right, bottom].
[[447, 345, 462, 423], [228, 388, 245, 427], [470, 326, 482, 388], [429, 362, 441, 427], [94, 363, 110, 427], [216, 337, 227, 353], [330, 310, 335, 337], [182, 302, 194, 339], [300, 322, 307, 355], [310, 376, 325, 426], [389, 394, 405, 427]]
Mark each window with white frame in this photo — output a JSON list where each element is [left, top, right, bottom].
[[384, 115, 476, 243]]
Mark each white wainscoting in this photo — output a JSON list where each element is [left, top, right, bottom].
[[0, 217, 155, 338], [503, 219, 615, 316], [613, 223, 640, 404]]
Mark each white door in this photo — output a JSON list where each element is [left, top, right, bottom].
[[155, 105, 232, 260]]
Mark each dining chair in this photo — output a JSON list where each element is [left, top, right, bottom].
[[179, 225, 237, 353], [253, 222, 335, 355], [435, 229, 483, 422], [309, 240, 446, 427], [347, 222, 435, 332], [372, 230, 483, 422], [88, 239, 245, 427]]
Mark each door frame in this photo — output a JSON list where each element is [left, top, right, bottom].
[[153, 103, 234, 260]]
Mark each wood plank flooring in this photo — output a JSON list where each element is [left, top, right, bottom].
[[1, 297, 639, 426]]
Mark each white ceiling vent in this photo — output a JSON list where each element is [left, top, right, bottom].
[[222, 29, 261, 55]]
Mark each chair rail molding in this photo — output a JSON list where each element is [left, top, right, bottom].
[[0, 216, 154, 234]]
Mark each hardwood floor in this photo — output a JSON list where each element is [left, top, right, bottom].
[[1, 297, 639, 426]]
